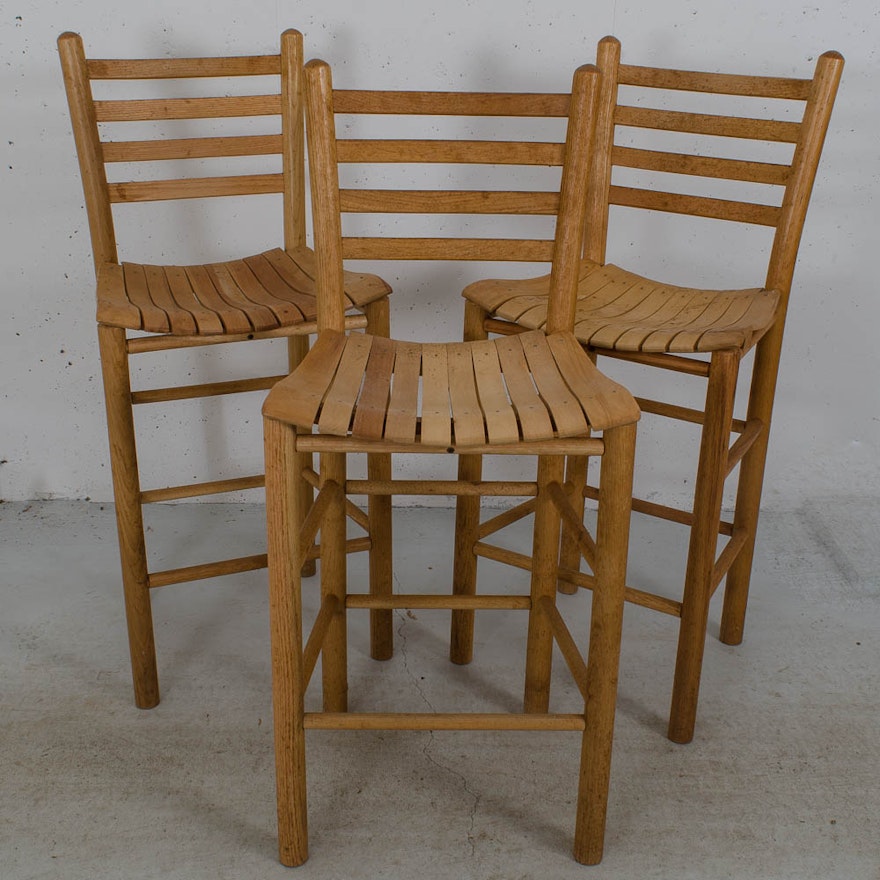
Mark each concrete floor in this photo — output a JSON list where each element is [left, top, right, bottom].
[[1, 498, 878, 879]]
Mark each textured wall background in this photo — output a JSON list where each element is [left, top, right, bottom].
[[1, 0, 876, 506]]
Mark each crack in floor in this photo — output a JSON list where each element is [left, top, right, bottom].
[[394, 599, 481, 858]]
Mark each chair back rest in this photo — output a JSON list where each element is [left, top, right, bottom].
[[302, 60, 599, 334], [587, 36, 843, 303], [57, 29, 305, 273]]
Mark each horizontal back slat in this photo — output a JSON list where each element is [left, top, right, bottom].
[[342, 237, 555, 261], [102, 133, 281, 162], [339, 189, 559, 215], [609, 185, 781, 226], [107, 173, 283, 203], [329, 85, 572, 264], [87, 55, 281, 80], [333, 90, 570, 117], [612, 145, 789, 185], [618, 63, 813, 100], [94, 94, 281, 122], [614, 106, 800, 144], [615, 105, 801, 143], [337, 139, 564, 166]]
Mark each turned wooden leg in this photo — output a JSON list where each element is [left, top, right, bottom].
[[720, 332, 781, 646], [451, 300, 490, 664], [288, 334, 317, 579], [363, 298, 394, 660], [574, 422, 635, 865], [523, 455, 566, 714], [97, 324, 158, 709], [319, 451, 348, 713], [668, 350, 739, 744], [558, 454, 589, 595], [451, 452, 482, 665], [265, 417, 309, 866]]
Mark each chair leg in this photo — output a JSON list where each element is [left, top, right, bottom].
[[719, 441, 768, 647], [450, 452, 482, 665], [720, 333, 781, 646], [265, 417, 309, 866], [668, 350, 739, 744], [450, 299, 490, 665], [364, 299, 394, 660], [319, 451, 348, 713], [558, 454, 589, 595], [523, 455, 566, 714], [559, 349, 595, 596], [574, 422, 635, 865], [97, 324, 158, 709], [288, 334, 317, 579]]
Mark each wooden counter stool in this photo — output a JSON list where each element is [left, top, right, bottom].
[[58, 29, 392, 708], [263, 60, 639, 864], [461, 36, 843, 743]]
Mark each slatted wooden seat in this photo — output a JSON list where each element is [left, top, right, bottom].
[[461, 36, 844, 744], [264, 328, 636, 447], [263, 60, 639, 866], [58, 29, 392, 709], [469, 262, 778, 354], [98, 247, 388, 335]]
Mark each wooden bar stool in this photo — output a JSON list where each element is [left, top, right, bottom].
[[460, 36, 844, 743], [58, 29, 392, 708], [263, 60, 639, 864]]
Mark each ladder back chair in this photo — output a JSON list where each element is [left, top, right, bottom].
[[58, 29, 392, 709], [462, 35, 844, 743], [263, 59, 640, 864]]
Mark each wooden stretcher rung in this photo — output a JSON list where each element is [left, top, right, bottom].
[[302, 467, 370, 532], [711, 528, 750, 594], [124, 314, 365, 354], [303, 596, 340, 687], [636, 396, 748, 433], [482, 317, 531, 337], [304, 712, 586, 731], [297, 482, 341, 570], [345, 594, 532, 610], [725, 417, 764, 476], [343, 479, 539, 497], [148, 553, 267, 587], [303, 537, 372, 562], [557, 566, 684, 618], [476, 498, 537, 540], [596, 347, 711, 377], [473, 541, 532, 571], [131, 374, 286, 404], [547, 481, 597, 570], [540, 597, 589, 703], [141, 474, 264, 503], [582, 485, 735, 537], [295, 436, 605, 456]]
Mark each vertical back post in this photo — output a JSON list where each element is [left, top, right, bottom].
[[303, 59, 347, 333], [57, 32, 118, 270], [546, 64, 599, 335]]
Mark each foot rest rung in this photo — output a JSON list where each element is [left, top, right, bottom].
[[346, 594, 531, 610], [304, 712, 586, 731]]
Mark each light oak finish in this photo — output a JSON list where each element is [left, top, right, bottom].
[[58, 30, 392, 708], [462, 36, 844, 743], [264, 59, 639, 866]]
